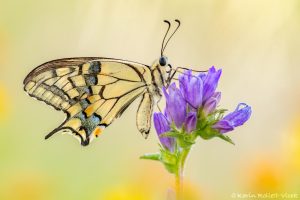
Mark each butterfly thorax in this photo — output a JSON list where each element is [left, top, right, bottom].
[[149, 59, 169, 102]]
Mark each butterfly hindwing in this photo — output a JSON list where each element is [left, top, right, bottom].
[[136, 92, 154, 138], [24, 57, 152, 145]]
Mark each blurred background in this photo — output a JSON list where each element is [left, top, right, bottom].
[[1, 0, 300, 199]]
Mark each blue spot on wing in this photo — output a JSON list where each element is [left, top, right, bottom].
[[80, 114, 101, 136], [88, 61, 101, 74], [85, 75, 98, 85], [75, 99, 102, 136]]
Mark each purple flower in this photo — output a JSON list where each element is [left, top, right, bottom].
[[178, 66, 222, 112], [153, 66, 251, 148], [185, 112, 197, 133], [179, 70, 203, 109], [201, 66, 222, 103], [163, 83, 186, 128], [212, 103, 252, 134], [153, 113, 175, 152], [203, 92, 221, 115]]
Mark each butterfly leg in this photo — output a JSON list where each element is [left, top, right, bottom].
[[176, 66, 207, 73], [156, 96, 163, 113], [166, 67, 208, 88]]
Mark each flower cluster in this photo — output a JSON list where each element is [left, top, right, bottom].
[[154, 66, 251, 151], [141, 66, 251, 199]]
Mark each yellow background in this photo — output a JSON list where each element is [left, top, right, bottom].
[[1, 0, 300, 199]]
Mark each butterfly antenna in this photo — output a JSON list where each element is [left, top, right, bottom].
[[162, 19, 181, 54], [161, 20, 171, 56]]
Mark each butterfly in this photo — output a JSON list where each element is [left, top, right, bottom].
[[23, 20, 203, 146]]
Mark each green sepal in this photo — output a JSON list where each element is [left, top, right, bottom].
[[196, 109, 207, 130], [196, 128, 217, 140], [217, 134, 235, 145], [178, 133, 196, 148], [213, 108, 228, 116], [160, 130, 181, 139], [160, 131, 196, 149], [196, 127, 235, 145], [206, 109, 228, 126]]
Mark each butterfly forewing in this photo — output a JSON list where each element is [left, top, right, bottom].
[[24, 57, 152, 145]]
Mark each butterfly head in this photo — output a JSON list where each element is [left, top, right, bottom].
[[152, 56, 169, 70], [158, 56, 172, 78], [151, 56, 173, 89], [159, 56, 168, 67]]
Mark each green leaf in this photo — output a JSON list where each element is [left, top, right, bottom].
[[140, 153, 161, 161], [161, 150, 177, 165], [163, 163, 177, 174], [160, 150, 178, 174]]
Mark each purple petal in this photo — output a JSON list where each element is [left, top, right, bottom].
[[185, 111, 197, 133], [213, 103, 252, 134], [162, 83, 172, 99], [212, 120, 234, 133], [163, 84, 187, 128], [202, 66, 222, 102], [198, 72, 206, 81], [223, 103, 252, 126], [203, 92, 221, 115], [153, 113, 175, 151], [179, 70, 203, 108], [164, 108, 172, 123]]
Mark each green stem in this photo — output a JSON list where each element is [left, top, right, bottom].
[[175, 147, 191, 200]]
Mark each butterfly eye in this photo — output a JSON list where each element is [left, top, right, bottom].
[[159, 56, 168, 66]]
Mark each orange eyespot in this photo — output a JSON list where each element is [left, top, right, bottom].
[[94, 127, 103, 137]]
